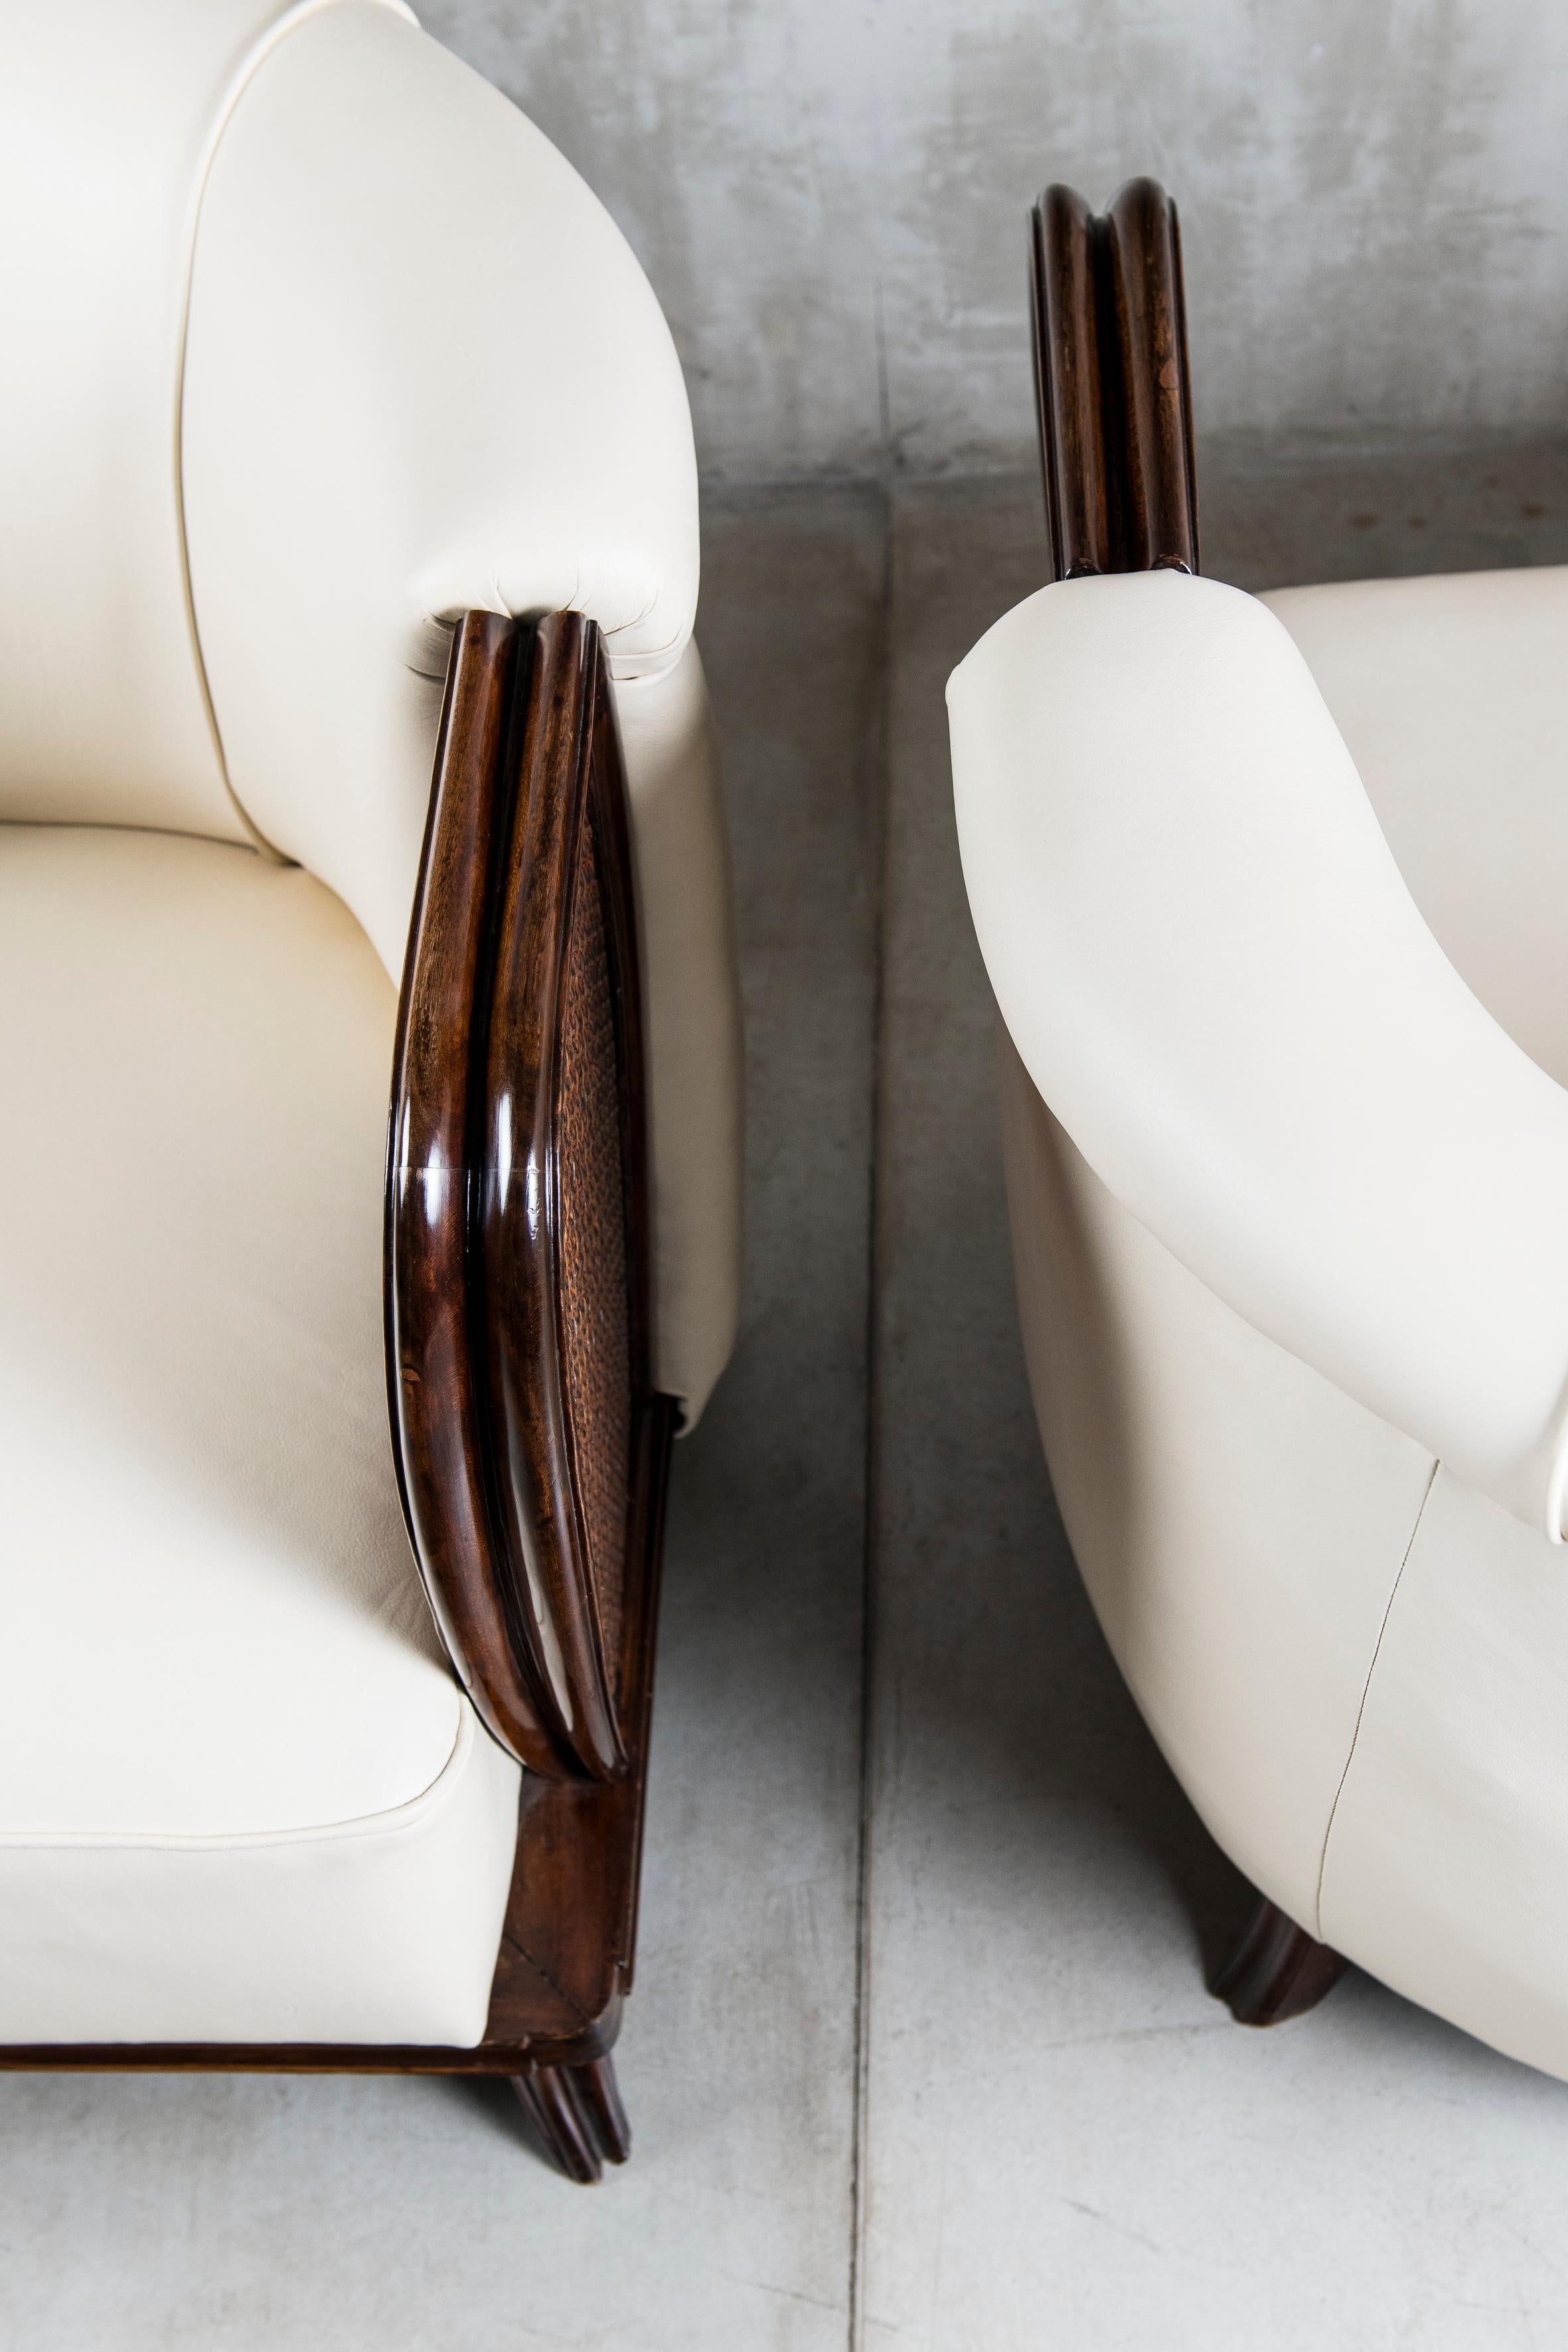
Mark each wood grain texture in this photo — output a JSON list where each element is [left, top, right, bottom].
[[386, 611, 566, 1776], [388, 611, 656, 1783], [1102, 177, 1200, 574], [476, 613, 651, 1783], [1032, 174, 1200, 579], [1031, 183, 1113, 580], [511, 2056, 631, 2184]]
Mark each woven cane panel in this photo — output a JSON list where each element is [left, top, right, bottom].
[[555, 799, 632, 1690]]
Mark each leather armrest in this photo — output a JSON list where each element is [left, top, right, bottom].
[[182, 0, 699, 982], [949, 568, 1568, 1538]]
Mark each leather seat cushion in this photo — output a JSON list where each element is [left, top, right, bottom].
[[1263, 564, 1568, 1088], [0, 825, 519, 2045]]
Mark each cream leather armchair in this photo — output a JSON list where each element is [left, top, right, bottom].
[[0, 0, 742, 2181], [951, 179, 1568, 2075]]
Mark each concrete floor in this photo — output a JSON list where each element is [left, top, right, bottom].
[[5, 444, 1568, 2347]]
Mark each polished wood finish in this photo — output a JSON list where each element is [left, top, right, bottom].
[[512, 2057, 631, 2185], [1212, 1897, 1350, 2027], [485, 1391, 674, 2051], [0, 612, 679, 2180], [1031, 183, 1113, 579], [386, 612, 564, 1776], [1101, 178, 1199, 574], [1032, 175, 1199, 580], [475, 613, 650, 1782], [388, 610, 654, 1785]]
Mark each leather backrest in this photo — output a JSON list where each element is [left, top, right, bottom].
[[0, 0, 311, 840], [1, 1, 700, 988]]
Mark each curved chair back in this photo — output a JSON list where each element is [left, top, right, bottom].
[[0, 0, 698, 980]]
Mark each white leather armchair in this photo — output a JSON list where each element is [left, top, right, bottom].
[[951, 179, 1568, 2077], [0, 0, 742, 2180]]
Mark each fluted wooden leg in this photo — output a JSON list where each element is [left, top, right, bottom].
[[511, 2056, 631, 2183], [1212, 1897, 1348, 2025]]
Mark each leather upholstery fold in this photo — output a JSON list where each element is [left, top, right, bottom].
[[950, 568, 1568, 1539]]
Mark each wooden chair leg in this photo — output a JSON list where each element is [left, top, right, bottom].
[[511, 2055, 631, 2183], [572, 2053, 632, 2162], [1212, 1896, 1349, 2025]]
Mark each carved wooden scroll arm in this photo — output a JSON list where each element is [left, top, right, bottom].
[[386, 609, 666, 1785], [1032, 174, 1200, 580]]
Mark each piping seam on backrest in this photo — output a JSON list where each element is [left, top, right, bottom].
[[1312, 1454, 1439, 1941], [173, 0, 420, 860]]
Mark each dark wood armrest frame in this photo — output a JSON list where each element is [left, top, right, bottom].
[[388, 607, 660, 1785], [1031, 176, 1199, 580]]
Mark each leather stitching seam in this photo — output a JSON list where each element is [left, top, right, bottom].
[[173, 0, 418, 859], [1312, 1454, 1439, 1941]]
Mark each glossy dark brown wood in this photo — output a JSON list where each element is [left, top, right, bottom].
[[512, 2057, 631, 2185], [386, 612, 566, 1776], [1212, 1897, 1350, 2026], [1032, 175, 1199, 579], [1101, 178, 1200, 573], [485, 1393, 675, 2049], [1031, 183, 1113, 580], [477, 614, 649, 1783], [388, 611, 654, 1784]]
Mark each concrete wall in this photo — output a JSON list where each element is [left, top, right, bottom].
[[423, 0, 1568, 481]]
